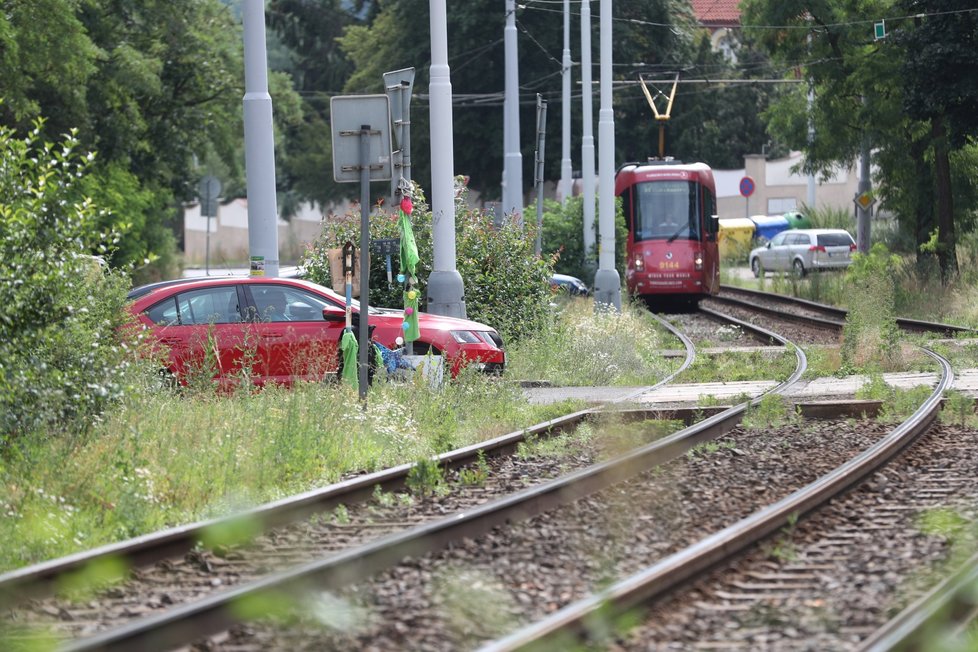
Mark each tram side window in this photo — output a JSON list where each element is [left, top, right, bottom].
[[634, 181, 700, 242], [621, 188, 633, 233], [703, 186, 718, 239]]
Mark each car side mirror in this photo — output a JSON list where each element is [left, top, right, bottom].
[[766, 242, 772, 249], [323, 309, 346, 323]]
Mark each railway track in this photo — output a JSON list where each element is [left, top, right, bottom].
[[1, 311, 807, 650], [717, 284, 976, 338], [481, 347, 953, 651]]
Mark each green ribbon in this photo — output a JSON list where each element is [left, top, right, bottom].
[[339, 329, 359, 388]]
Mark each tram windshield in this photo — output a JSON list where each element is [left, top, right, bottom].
[[632, 180, 700, 243]]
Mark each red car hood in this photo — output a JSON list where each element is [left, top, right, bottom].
[[370, 307, 494, 333]]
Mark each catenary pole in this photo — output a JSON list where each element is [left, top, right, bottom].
[[502, 0, 523, 220], [559, 0, 572, 203], [534, 95, 548, 256], [241, 0, 279, 278], [593, 0, 620, 310], [427, 0, 466, 318], [580, 0, 596, 274]]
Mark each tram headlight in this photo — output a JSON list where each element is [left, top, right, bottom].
[[694, 255, 704, 271], [634, 254, 645, 271]]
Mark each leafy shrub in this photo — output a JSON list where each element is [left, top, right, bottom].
[[840, 243, 901, 372], [302, 185, 554, 344], [540, 196, 627, 285], [0, 121, 134, 439]]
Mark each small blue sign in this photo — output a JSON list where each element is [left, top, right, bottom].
[[739, 176, 755, 198]]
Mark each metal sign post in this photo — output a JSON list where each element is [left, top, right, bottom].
[[740, 175, 755, 219], [331, 95, 392, 401], [384, 68, 415, 206], [198, 176, 222, 276], [534, 94, 548, 257]]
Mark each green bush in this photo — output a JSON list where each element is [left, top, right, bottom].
[[0, 121, 134, 440], [301, 186, 554, 344], [840, 243, 901, 372], [541, 196, 627, 286]]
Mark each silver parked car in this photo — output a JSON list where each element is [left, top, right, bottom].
[[749, 228, 856, 277]]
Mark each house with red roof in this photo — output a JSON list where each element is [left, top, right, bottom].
[[690, 0, 741, 59]]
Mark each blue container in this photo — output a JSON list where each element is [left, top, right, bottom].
[[748, 214, 790, 242]]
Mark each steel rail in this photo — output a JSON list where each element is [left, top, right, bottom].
[[719, 284, 976, 337], [708, 293, 846, 330], [2, 310, 696, 606], [0, 408, 590, 605], [56, 326, 806, 651], [697, 304, 798, 344], [479, 347, 952, 652], [857, 549, 978, 652]]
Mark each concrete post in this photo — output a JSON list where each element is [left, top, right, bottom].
[[242, 0, 280, 278], [559, 0, 572, 204], [593, 0, 621, 310], [580, 0, 596, 272], [428, 0, 466, 318], [502, 0, 523, 220]]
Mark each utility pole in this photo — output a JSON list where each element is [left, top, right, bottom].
[[806, 31, 816, 210], [580, 0, 596, 274], [559, 0, 572, 204], [534, 95, 548, 256], [502, 0, 523, 220], [593, 0, 620, 309], [857, 134, 872, 253], [427, 0, 466, 318], [242, 0, 280, 278]]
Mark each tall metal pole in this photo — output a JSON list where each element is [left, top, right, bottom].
[[428, 0, 466, 318], [502, 0, 523, 219], [242, 0, 280, 278], [857, 118, 872, 253], [593, 0, 621, 310], [534, 95, 548, 256], [806, 32, 816, 211], [559, 0, 572, 204], [358, 127, 371, 400], [580, 0, 596, 273]]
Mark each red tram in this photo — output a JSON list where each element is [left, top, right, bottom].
[[616, 160, 720, 307]]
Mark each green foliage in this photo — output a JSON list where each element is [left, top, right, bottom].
[[406, 457, 446, 498], [302, 189, 554, 345], [0, 123, 136, 439], [506, 298, 673, 386], [941, 391, 977, 427], [742, 394, 800, 430], [541, 196, 627, 285], [457, 450, 491, 487], [840, 243, 901, 372]]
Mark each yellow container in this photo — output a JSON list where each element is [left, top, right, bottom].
[[718, 217, 756, 261]]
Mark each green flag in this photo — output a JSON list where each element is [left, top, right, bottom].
[[398, 208, 419, 277], [339, 329, 359, 389]]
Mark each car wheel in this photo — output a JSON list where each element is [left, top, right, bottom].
[[793, 259, 806, 277], [750, 258, 761, 278]]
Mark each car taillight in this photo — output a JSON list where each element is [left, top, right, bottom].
[[849, 243, 857, 251], [809, 245, 826, 252], [634, 254, 645, 271], [694, 255, 703, 271]]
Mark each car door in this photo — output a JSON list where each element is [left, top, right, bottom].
[[142, 285, 249, 383], [246, 283, 346, 384], [787, 232, 810, 268], [763, 232, 789, 271]]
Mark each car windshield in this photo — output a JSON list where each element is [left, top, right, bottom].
[[632, 180, 700, 243], [817, 233, 853, 247]]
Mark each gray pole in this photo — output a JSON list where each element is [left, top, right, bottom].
[[559, 0, 572, 204], [534, 95, 548, 256], [857, 124, 872, 253], [806, 33, 816, 211], [502, 0, 523, 220], [593, 0, 621, 310], [580, 0, 596, 274], [428, 0, 466, 318], [358, 127, 371, 400], [242, 0, 280, 278]]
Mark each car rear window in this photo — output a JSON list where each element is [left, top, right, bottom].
[[817, 233, 853, 247]]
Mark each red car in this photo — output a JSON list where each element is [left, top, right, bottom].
[[127, 277, 505, 385]]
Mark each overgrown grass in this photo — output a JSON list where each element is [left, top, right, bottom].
[[506, 297, 675, 385], [678, 349, 797, 384], [0, 374, 581, 573]]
